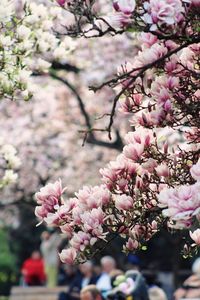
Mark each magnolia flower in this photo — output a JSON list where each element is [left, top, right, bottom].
[[155, 164, 170, 177], [35, 206, 49, 219], [35, 180, 66, 218], [123, 143, 144, 161], [105, 12, 132, 28], [56, 0, 66, 6], [190, 161, 200, 182], [191, 0, 200, 7], [113, 0, 136, 14], [70, 231, 96, 252], [60, 223, 74, 238], [138, 32, 158, 48], [59, 248, 77, 265], [115, 194, 134, 210], [35, 179, 64, 205], [190, 229, 200, 245], [158, 183, 200, 225], [125, 238, 139, 251], [142, 0, 184, 31]]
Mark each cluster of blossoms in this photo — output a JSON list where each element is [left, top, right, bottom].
[[119, 35, 200, 133], [0, 142, 21, 190], [0, 0, 75, 100], [109, 0, 200, 30], [33, 0, 200, 263], [35, 123, 200, 263], [55, 0, 200, 36]]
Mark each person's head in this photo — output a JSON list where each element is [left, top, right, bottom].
[[31, 251, 41, 260], [80, 285, 102, 300], [192, 257, 200, 275], [79, 261, 94, 276], [101, 256, 116, 274], [148, 286, 167, 300]]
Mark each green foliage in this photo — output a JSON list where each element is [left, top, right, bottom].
[[0, 229, 17, 296], [0, 229, 16, 271]]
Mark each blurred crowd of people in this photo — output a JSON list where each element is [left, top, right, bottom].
[[20, 230, 200, 300]]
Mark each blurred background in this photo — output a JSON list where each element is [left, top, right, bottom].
[[0, 1, 199, 300]]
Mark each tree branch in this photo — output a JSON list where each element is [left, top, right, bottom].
[[92, 36, 200, 139], [49, 71, 124, 150]]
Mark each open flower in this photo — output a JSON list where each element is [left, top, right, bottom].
[[158, 183, 200, 226], [35, 180, 66, 218], [56, 0, 66, 6], [115, 194, 134, 210], [142, 0, 185, 31], [59, 248, 77, 265], [190, 161, 200, 182], [113, 0, 136, 14], [190, 229, 200, 245]]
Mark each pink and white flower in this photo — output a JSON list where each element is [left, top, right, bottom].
[[59, 248, 77, 265], [155, 164, 170, 177], [35, 180, 66, 218], [70, 231, 96, 251], [190, 161, 200, 182], [123, 143, 144, 161], [125, 238, 139, 251], [113, 0, 136, 14], [56, 0, 67, 6], [190, 229, 200, 245], [142, 0, 185, 31], [115, 194, 134, 210], [158, 183, 200, 226]]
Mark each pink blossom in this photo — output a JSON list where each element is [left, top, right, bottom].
[[125, 238, 139, 250], [155, 164, 170, 177], [91, 186, 111, 206], [158, 183, 200, 225], [75, 185, 110, 209], [190, 161, 200, 182], [105, 12, 132, 28], [56, 0, 66, 6], [100, 167, 117, 181], [142, 0, 185, 31], [191, 0, 200, 7], [164, 100, 172, 112], [35, 180, 63, 204], [59, 248, 77, 265], [119, 95, 143, 113], [70, 231, 96, 251], [190, 229, 200, 245], [151, 220, 158, 231], [81, 208, 105, 233], [142, 158, 158, 173], [138, 32, 158, 48], [137, 43, 168, 65], [72, 207, 83, 225], [35, 206, 49, 219], [123, 143, 144, 161], [115, 194, 134, 210], [35, 180, 65, 218], [117, 178, 128, 190], [75, 186, 91, 206], [130, 225, 145, 239], [113, 0, 136, 14], [60, 224, 73, 239]]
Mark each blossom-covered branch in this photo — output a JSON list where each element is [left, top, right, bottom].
[[31, 0, 200, 263]]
